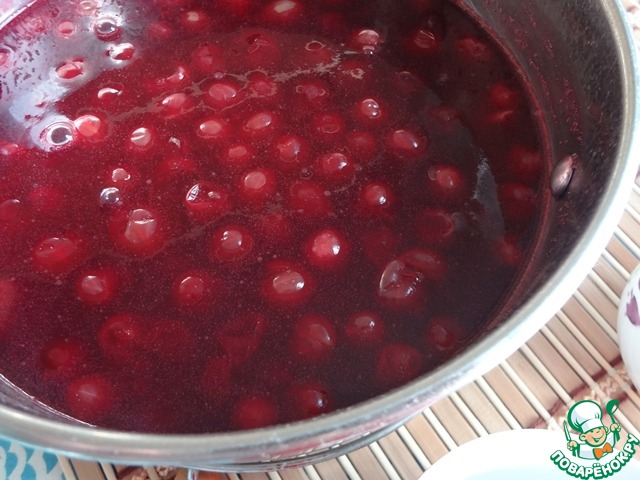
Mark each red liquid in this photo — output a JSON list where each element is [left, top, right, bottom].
[[0, 0, 545, 432]]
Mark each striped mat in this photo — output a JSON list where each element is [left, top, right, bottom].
[[10, 1, 640, 479]]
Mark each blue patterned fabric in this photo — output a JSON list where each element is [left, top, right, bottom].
[[0, 439, 65, 480]]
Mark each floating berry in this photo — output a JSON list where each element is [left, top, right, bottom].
[[303, 228, 351, 270], [184, 182, 232, 223], [376, 344, 425, 387], [289, 382, 333, 420], [108, 208, 165, 257], [32, 234, 84, 276], [344, 311, 385, 347], [262, 260, 315, 307], [210, 225, 255, 263], [75, 269, 119, 305], [290, 314, 336, 363], [232, 396, 278, 430], [40, 338, 87, 379], [66, 374, 116, 423]]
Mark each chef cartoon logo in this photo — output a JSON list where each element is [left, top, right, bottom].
[[550, 399, 640, 478], [565, 400, 621, 460]]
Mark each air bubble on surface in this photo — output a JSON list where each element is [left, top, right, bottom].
[[40, 121, 76, 151], [93, 17, 121, 40], [99, 187, 121, 206], [77, 0, 99, 16]]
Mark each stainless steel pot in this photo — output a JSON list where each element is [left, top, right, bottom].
[[0, 0, 638, 472]]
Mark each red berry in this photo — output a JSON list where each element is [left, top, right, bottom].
[[489, 81, 521, 110], [262, 0, 303, 25], [272, 134, 311, 172], [108, 207, 165, 257], [32, 234, 84, 275], [236, 29, 281, 69], [354, 97, 385, 124], [416, 208, 456, 247], [358, 181, 396, 218], [246, 71, 280, 103], [407, 12, 446, 55], [239, 168, 277, 205], [388, 128, 427, 158], [75, 269, 118, 305], [336, 59, 373, 90], [58, 20, 77, 38], [179, 10, 211, 33], [290, 79, 331, 111], [108, 43, 135, 61], [261, 260, 315, 307], [425, 316, 464, 354], [493, 235, 523, 268], [292, 40, 335, 68], [425, 163, 468, 205], [289, 314, 336, 363], [216, 313, 267, 365], [242, 110, 279, 139], [456, 36, 492, 63], [505, 146, 543, 184], [210, 225, 255, 262], [376, 344, 425, 387], [196, 117, 231, 141], [498, 183, 536, 225], [66, 374, 116, 423], [351, 28, 383, 54], [344, 311, 385, 347], [303, 228, 351, 269], [221, 143, 255, 172], [171, 272, 219, 309], [56, 60, 84, 79], [289, 180, 331, 218], [73, 114, 104, 139], [184, 182, 232, 222], [0, 199, 23, 226], [97, 313, 144, 363], [289, 382, 333, 420], [160, 92, 194, 117], [191, 43, 226, 75], [315, 152, 355, 184], [203, 80, 243, 109], [128, 127, 155, 151], [311, 112, 345, 143], [40, 338, 87, 379], [398, 249, 447, 281], [104, 166, 139, 193], [146, 65, 190, 94], [378, 258, 427, 309], [346, 131, 377, 163], [232, 396, 278, 430], [147, 21, 173, 42]]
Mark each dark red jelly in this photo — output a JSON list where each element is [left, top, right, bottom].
[[0, 0, 546, 432]]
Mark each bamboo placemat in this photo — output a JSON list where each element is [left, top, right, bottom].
[[10, 2, 640, 479]]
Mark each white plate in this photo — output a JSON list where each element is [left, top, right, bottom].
[[420, 429, 640, 480]]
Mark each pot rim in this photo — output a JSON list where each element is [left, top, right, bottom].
[[0, 0, 638, 467]]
